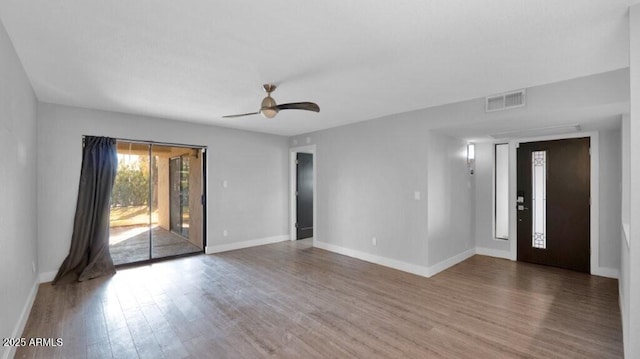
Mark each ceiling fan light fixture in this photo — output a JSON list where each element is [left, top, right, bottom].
[[260, 95, 278, 118], [261, 107, 278, 118]]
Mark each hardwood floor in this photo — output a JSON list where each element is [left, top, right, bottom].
[[16, 239, 622, 358]]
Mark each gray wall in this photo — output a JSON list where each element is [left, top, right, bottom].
[[292, 118, 432, 267], [291, 69, 627, 273], [621, 4, 640, 357], [0, 19, 38, 359], [598, 128, 622, 270], [289, 115, 475, 269], [427, 131, 475, 264], [37, 103, 290, 278], [620, 115, 630, 355]]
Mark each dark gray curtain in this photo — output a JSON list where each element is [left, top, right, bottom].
[[53, 136, 118, 284]]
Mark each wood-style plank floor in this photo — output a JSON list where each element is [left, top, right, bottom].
[[16, 239, 622, 358]]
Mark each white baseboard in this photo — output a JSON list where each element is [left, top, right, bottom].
[[314, 241, 475, 278], [39, 271, 57, 283], [475, 248, 619, 279], [427, 248, 476, 277], [475, 247, 513, 260], [291, 236, 314, 241], [205, 235, 290, 254], [3, 280, 39, 359], [592, 267, 619, 279], [314, 241, 431, 277]]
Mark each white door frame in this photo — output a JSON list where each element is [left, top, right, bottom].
[[508, 131, 600, 275], [290, 145, 317, 242]]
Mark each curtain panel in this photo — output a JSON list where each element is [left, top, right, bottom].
[[53, 136, 118, 283]]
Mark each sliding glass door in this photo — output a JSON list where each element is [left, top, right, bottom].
[[109, 141, 205, 266]]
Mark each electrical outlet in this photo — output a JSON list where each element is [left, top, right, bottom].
[[223, 230, 228, 237], [372, 237, 377, 246], [31, 261, 36, 273], [414, 191, 421, 200], [222, 180, 228, 188]]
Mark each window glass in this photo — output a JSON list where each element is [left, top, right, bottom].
[[495, 144, 509, 239]]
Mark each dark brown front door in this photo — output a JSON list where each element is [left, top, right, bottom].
[[296, 153, 313, 239], [517, 137, 590, 272]]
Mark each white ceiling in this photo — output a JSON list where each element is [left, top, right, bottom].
[[0, 0, 632, 136]]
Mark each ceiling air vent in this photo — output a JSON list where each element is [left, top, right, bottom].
[[485, 89, 526, 112]]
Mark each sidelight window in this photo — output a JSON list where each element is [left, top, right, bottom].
[[494, 144, 509, 239]]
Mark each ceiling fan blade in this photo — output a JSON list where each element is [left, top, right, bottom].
[[275, 102, 320, 113], [222, 111, 260, 118]]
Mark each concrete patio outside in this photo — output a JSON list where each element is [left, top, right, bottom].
[[109, 225, 202, 265]]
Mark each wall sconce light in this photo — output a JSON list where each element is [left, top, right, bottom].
[[467, 143, 475, 175]]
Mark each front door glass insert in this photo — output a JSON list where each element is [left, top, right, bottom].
[[532, 150, 547, 249]]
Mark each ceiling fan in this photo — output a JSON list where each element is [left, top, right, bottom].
[[223, 84, 320, 119]]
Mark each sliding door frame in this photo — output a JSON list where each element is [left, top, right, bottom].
[[104, 136, 208, 268]]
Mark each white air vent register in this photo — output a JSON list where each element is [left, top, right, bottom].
[[485, 89, 526, 112]]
